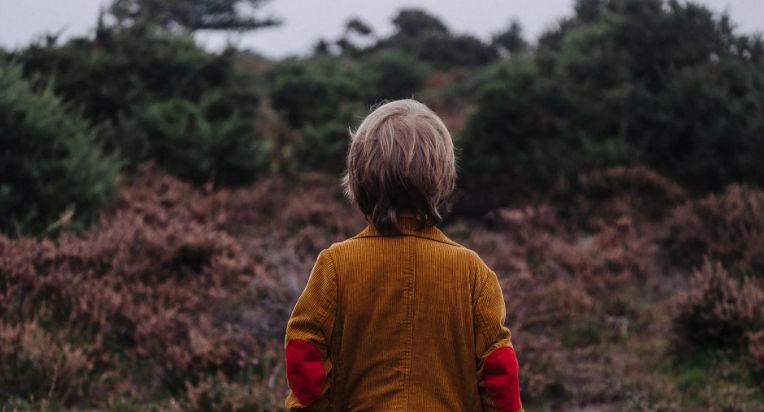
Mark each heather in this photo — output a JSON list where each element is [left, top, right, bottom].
[[3, 165, 764, 410], [2, 0, 764, 410]]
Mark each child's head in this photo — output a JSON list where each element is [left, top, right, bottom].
[[343, 99, 456, 233]]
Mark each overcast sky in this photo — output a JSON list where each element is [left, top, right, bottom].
[[1, 0, 762, 58]]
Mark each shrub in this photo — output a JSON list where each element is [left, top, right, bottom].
[[0, 65, 118, 236], [748, 330, 764, 376], [552, 165, 687, 229], [15, 26, 250, 125], [12, 26, 266, 186], [268, 56, 367, 128], [361, 50, 428, 100], [673, 260, 764, 353], [0, 169, 261, 404], [414, 33, 498, 69], [378, 9, 497, 69], [0, 321, 94, 403], [296, 122, 350, 173], [376, 34, 497, 70], [108, 99, 269, 187], [457, 0, 764, 212], [663, 185, 764, 274], [268, 57, 368, 172]]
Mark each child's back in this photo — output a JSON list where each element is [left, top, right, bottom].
[[284, 100, 522, 411]]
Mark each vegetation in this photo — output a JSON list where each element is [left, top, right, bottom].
[[458, 0, 764, 211], [10, 25, 270, 187], [2, 0, 764, 409], [108, 0, 280, 31], [0, 65, 118, 236]]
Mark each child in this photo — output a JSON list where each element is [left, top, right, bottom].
[[284, 99, 523, 411]]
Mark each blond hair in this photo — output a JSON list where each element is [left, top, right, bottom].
[[342, 99, 456, 234]]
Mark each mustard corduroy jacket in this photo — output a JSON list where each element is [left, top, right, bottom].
[[284, 219, 523, 411]]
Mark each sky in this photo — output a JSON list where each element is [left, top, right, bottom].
[[1, 0, 763, 58]]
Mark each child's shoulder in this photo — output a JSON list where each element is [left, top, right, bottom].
[[322, 230, 494, 275]]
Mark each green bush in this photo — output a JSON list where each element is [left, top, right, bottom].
[[376, 31, 497, 70], [268, 57, 368, 172], [296, 122, 350, 173], [15, 26, 234, 124], [106, 99, 268, 187], [269, 56, 367, 127], [361, 50, 428, 100], [414, 33, 498, 69], [0, 65, 118, 236], [12, 26, 267, 186], [458, 0, 764, 212], [375, 9, 498, 69]]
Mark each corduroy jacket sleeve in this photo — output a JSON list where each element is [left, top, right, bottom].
[[284, 249, 337, 411], [474, 268, 523, 412]]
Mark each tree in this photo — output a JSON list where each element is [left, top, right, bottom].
[[313, 39, 331, 55], [108, 0, 279, 31], [0, 65, 119, 235], [391, 9, 448, 38], [268, 57, 369, 172], [374, 9, 497, 69], [492, 20, 528, 54], [336, 17, 375, 57], [459, 0, 764, 212], [575, 0, 604, 22], [361, 50, 428, 100], [111, 99, 268, 186], [345, 17, 373, 37], [13, 25, 269, 187]]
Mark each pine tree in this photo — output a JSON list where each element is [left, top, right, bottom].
[[0, 66, 119, 235]]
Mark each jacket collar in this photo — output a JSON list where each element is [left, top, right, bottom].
[[353, 217, 460, 247]]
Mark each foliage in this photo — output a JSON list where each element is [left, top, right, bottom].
[[391, 9, 448, 37], [458, 0, 764, 211], [372, 9, 498, 69], [663, 185, 764, 275], [0, 65, 119, 236], [414, 33, 498, 69], [296, 122, 351, 173], [268, 57, 368, 172], [673, 260, 764, 352], [267, 48, 428, 173], [452, 190, 661, 404], [11, 25, 268, 187], [108, 0, 279, 31], [672, 260, 764, 389], [552, 165, 687, 229], [0, 169, 262, 405], [492, 20, 528, 55], [0, 166, 366, 408], [4, 1, 764, 410], [105, 99, 268, 186], [361, 50, 429, 100], [3, 163, 764, 409], [268, 57, 366, 128]]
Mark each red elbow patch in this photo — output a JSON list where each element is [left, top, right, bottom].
[[484, 346, 522, 412], [285, 340, 325, 406]]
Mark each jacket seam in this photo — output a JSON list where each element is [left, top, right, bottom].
[[310, 250, 336, 340], [324, 248, 339, 408], [474, 274, 493, 350], [405, 238, 418, 411], [352, 233, 463, 248]]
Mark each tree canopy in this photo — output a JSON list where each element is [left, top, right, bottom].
[[108, 0, 280, 31]]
